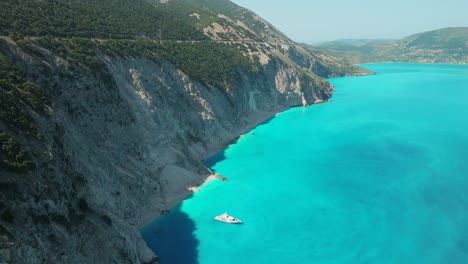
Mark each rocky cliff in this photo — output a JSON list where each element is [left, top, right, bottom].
[[0, 35, 334, 263], [0, 0, 372, 263]]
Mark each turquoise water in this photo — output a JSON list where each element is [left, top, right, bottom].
[[142, 63, 468, 264]]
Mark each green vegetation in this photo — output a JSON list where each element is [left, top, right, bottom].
[[97, 40, 164, 61], [99, 40, 257, 88], [29, 37, 105, 70], [0, 54, 48, 132], [159, 41, 257, 88], [403, 27, 468, 49], [48, 37, 256, 88], [317, 27, 468, 64], [0, 1, 365, 180], [0, 0, 365, 87], [0, 54, 43, 172], [286, 45, 373, 77], [0, 131, 34, 172], [0, 0, 206, 40], [0, 0, 266, 88], [150, 0, 241, 29], [0, 88, 35, 132], [148, 0, 292, 43], [0, 224, 12, 237]]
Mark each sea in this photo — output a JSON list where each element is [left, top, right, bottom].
[[141, 63, 468, 264]]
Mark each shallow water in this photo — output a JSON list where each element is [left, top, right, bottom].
[[141, 63, 468, 264]]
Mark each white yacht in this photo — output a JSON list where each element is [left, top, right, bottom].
[[214, 213, 242, 224]]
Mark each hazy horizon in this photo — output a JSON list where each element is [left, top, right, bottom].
[[231, 0, 468, 43]]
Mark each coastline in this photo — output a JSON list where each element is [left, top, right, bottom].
[[139, 101, 335, 229], [138, 174, 219, 229], [137, 171, 213, 229], [139, 62, 468, 264], [199, 107, 289, 161], [138, 107, 290, 229], [187, 174, 218, 192]]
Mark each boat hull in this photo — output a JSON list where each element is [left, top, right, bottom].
[[214, 214, 242, 224]]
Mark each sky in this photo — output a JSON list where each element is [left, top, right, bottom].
[[230, 0, 468, 43]]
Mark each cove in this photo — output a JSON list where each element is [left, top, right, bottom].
[[141, 63, 468, 264]]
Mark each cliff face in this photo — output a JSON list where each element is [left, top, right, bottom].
[[0, 37, 331, 263], [0, 0, 367, 263]]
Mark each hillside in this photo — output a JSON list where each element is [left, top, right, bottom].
[[148, 0, 293, 43], [0, 0, 370, 263], [147, 0, 372, 77], [317, 27, 468, 64]]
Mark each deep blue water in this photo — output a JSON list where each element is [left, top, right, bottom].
[[141, 63, 468, 264]]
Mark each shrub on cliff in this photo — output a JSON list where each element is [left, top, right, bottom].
[[0, 131, 34, 173]]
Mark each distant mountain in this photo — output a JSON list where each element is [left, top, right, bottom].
[[314, 39, 391, 47], [317, 27, 468, 64]]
